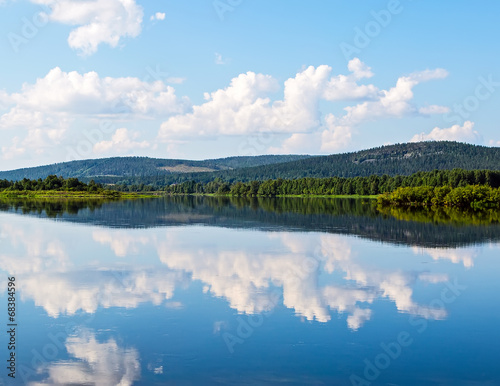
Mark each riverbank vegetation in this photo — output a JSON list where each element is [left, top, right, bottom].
[[377, 204, 500, 226], [160, 169, 500, 197], [3, 170, 500, 209], [1, 175, 105, 192], [3, 194, 500, 232], [377, 185, 500, 209], [0, 175, 137, 198]]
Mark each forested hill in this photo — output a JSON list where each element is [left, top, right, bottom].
[[212, 141, 500, 182], [0, 154, 310, 181], [1, 141, 500, 184], [103, 141, 500, 186]]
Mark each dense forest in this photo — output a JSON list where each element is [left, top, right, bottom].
[[157, 169, 500, 196], [2, 142, 500, 187]]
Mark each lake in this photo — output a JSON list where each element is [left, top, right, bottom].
[[1, 196, 499, 385]]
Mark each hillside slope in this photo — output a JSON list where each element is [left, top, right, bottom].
[[102, 141, 500, 186], [0, 155, 310, 181], [205, 141, 500, 182], [1, 141, 499, 185]]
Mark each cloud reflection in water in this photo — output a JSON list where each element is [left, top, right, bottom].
[[29, 329, 140, 386], [0, 216, 473, 330]]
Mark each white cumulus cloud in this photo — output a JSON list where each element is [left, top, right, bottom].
[[150, 12, 165, 21], [323, 58, 378, 100], [7, 67, 187, 117], [158, 59, 378, 143], [158, 60, 449, 154], [31, 0, 144, 55], [318, 68, 449, 151], [410, 121, 480, 143], [93, 128, 150, 154], [2, 137, 26, 160], [159, 71, 279, 139], [0, 67, 188, 161], [268, 132, 320, 154], [321, 116, 353, 152], [335, 68, 449, 126]]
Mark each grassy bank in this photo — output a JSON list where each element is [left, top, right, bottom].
[[0, 190, 157, 199], [275, 194, 377, 199], [164, 192, 377, 199]]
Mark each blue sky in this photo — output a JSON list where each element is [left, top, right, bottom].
[[0, 0, 499, 170]]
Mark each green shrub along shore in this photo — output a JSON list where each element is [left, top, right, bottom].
[[1, 175, 105, 192], [377, 185, 500, 209], [0, 175, 139, 198]]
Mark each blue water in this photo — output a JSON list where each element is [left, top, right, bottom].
[[0, 197, 499, 385]]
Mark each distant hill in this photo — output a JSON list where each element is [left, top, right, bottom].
[[97, 141, 500, 186], [198, 141, 500, 182], [1, 141, 500, 185], [0, 155, 311, 181]]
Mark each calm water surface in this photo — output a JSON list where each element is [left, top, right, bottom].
[[0, 197, 499, 385]]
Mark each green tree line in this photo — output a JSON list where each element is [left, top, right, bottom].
[[5, 169, 500, 210], [162, 169, 500, 196], [0, 175, 104, 192]]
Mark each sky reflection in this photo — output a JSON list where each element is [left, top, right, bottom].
[[0, 212, 472, 330], [29, 329, 140, 386]]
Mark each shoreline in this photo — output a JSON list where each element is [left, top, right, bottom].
[[0, 190, 158, 199]]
